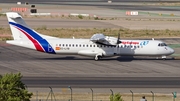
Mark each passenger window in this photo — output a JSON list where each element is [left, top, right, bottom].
[[83, 45, 85, 47], [62, 44, 64, 46], [76, 44, 78, 47], [59, 44, 61, 46], [86, 45, 88, 47], [79, 45, 81, 47], [97, 45, 99, 47], [69, 44, 71, 47], [72, 44, 74, 47]]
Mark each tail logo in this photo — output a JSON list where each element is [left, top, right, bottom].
[[9, 22, 56, 54]]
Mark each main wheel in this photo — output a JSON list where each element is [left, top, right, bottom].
[[94, 55, 101, 61]]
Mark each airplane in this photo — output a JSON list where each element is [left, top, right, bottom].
[[6, 12, 174, 61]]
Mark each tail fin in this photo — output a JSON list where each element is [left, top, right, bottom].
[[6, 12, 56, 54], [6, 12, 30, 40]]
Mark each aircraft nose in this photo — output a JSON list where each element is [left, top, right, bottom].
[[170, 48, 175, 54], [171, 49, 175, 54]]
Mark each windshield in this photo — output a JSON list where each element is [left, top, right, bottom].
[[158, 43, 167, 47]]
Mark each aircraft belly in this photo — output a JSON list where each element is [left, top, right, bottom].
[[134, 48, 157, 56], [119, 47, 158, 56], [119, 48, 134, 55], [55, 51, 78, 55]]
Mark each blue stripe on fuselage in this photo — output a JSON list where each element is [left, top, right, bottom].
[[9, 22, 56, 54]]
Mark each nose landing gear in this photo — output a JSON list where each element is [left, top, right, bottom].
[[162, 55, 167, 60]]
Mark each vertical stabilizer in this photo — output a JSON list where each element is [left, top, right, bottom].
[[6, 12, 56, 54], [6, 12, 30, 40]]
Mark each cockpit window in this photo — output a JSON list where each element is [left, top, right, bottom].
[[158, 43, 167, 47]]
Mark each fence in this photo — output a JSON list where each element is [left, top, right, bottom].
[[30, 87, 179, 101]]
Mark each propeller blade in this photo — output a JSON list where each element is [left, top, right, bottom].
[[117, 32, 121, 44]]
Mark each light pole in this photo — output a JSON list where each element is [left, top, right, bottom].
[[110, 89, 114, 101], [68, 86, 72, 101], [130, 90, 133, 101], [90, 88, 93, 101], [151, 91, 154, 101], [46, 86, 56, 101], [36, 91, 38, 101]]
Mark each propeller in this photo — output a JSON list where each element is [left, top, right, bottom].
[[116, 32, 121, 44]]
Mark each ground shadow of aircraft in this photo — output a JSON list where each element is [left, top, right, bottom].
[[34, 55, 174, 62]]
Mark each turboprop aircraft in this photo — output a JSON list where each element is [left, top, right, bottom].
[[6, 12, 174, 60]]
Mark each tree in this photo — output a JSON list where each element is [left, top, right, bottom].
[[110, 93, 124, 101], [0, 73, 33, 101]]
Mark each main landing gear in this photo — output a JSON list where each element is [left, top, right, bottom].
[[94, 55, 102, 61]]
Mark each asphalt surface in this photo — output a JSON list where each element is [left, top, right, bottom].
[[1, 0, 180, 12], [1, 17, 180, 30], [22, 77, 180, 88], [0, 42, 180, 88], [0, 18, 120, 28]]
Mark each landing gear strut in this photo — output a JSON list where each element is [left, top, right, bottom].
[[94, 55, 102, 61]]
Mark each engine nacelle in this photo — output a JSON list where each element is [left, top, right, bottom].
[[106, 36, 118, 45]]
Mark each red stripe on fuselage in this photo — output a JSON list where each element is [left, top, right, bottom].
[[15, 27, 44, 52]]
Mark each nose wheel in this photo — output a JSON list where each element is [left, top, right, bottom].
[[162, 55, 167, 60]]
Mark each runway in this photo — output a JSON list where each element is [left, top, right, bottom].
[[23, 77, 180, 88], [1, 17, 180, 30], [0, 18, 120, 28], [1, 42, 180, 88], [1, 0, 180, 12]]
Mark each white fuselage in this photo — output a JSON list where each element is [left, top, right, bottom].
[[10, 38, 174, 57], [51, 39, 174, 56]]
